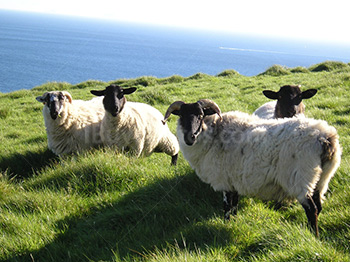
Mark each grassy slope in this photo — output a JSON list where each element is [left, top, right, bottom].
[[1, 62, 350, 261]]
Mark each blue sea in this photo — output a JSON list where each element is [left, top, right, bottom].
[[1, 9, 350, 93]]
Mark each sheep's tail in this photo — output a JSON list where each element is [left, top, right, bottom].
[[317, 129, 342, 201]]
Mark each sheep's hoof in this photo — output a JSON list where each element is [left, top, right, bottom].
[[224, 208, 238, 222], [224, 212, 231, 221]]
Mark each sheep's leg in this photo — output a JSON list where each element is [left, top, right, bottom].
[[135, 138, 145, 157], [156, 135, 179, 166], [171, 154, 178, 166], [301, 194, 319, 237], [223, 191, 239, 221], [312, 190, 322, 216]]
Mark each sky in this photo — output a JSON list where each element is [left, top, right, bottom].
[[0, 0, 349, 44]]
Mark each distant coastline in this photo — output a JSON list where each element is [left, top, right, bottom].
[[1, 9, 350, 93]]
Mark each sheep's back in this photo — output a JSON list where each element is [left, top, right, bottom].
[[43, 96, 105, 154], [185, 111, 338, 201], [253, 101, 276, 119], [70, 97, 105, 123], [130, 102, 176, 155], [101, 102, 173, 155]]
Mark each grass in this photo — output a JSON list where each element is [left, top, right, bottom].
[[259, 65, 291, 76], [309, 61, 350, 72], [1, 61, 350, 261]]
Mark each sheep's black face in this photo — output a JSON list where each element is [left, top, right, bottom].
[[45, 92, 65, 120], [275, 86, 303, 118], [36, 91, 72, 120], [164, 100, 221, 146], [90, 85, 137, 117], [178, 103, 205, 146], [102, 86, 126, 117], [263, 85, 317, 118]]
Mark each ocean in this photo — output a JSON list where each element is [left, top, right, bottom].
[[1, 9, 350, 93]]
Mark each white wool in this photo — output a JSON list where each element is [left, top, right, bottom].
[[177, 111, 341, 204], [101, 102, 179, 157], [253, 101, 277, 119], [42, 96, 105, 155]]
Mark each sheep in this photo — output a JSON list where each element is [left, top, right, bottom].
[[253, 85, 317, 119], [163, 99, 341, 236], [90, 84, 179, 165], [36, 91, 105, 155]]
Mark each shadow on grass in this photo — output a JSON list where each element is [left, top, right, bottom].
[[9, 173, 236, 261], [5, 167, 348, 261], [0, 147, 57, 179]]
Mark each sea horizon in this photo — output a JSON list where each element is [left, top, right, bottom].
[[1, 9, 350, 93]]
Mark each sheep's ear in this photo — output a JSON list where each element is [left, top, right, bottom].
[[123, 87, 137, 95], [36, 93, 48, 104], [263, 90, 279, 100], [301, 89, 317, 99], [36, 95, 46, 103], [62, 91, 73, 103], [90, 90, 105, 96]]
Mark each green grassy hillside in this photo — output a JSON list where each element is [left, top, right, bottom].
[[1, 61, 350, 261]]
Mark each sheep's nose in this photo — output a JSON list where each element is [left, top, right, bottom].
[[184, 133, 196, 146], [50, 111, 58, 120]]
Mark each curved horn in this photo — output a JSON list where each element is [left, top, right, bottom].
[[197, 99, 222, 119], [61, 91, 73, 103], [162, 101, 185, 125]]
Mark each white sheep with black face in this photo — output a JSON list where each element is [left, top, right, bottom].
[[36, 91, 105, 155], [163, 99, 341, 237], [91, 84, 179, 165], [253, 85, 317, 119]]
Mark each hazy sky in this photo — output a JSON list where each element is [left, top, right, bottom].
[[0, 0, 349, 44]]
